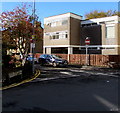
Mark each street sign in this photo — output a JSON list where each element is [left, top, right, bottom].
[[31, 43, 35, 48], [85, 37, 90, 66], [32, 43, 35, 48], [30, 37, 33, 43], [85, 38, 90, 45]]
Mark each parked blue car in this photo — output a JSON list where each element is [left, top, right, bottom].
[[38, 54, 68, 67], [26, 55, 38, 64]]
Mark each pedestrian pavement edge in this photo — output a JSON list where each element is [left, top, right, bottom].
[[0, 69, 41, 90]]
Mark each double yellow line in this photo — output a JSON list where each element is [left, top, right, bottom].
[[0, 69, 40, 90]]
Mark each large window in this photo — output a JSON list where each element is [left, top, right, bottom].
[[46, 19, 68, 27], [62, 20, 68, 25], [51, 22, 56, 27], [50, 31, 68, 40], [106, 25, 115, 38], [51, 47, 68, 54]]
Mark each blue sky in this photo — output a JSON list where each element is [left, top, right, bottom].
[[2, 2, 119, 27]]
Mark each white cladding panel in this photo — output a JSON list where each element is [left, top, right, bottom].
[[44, 13, 82, 24]]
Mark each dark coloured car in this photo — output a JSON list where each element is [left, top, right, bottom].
[[38, 54, 68, 67]]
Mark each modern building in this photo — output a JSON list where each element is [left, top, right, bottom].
[[81, 15, 120, 55], [44, 12, 82, 55], [43, 12, 120, 55]]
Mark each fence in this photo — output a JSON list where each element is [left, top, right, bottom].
[[35, 53, 120, 67], [55, 54, 110, 67]]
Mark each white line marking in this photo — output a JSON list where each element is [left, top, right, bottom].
[[94, 94, 118, 111]]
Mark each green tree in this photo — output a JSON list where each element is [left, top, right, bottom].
[[85, 10, 120, 19]]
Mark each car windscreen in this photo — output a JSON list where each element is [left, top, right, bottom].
[[51, 55, 60, 59], [40, 54, 47, 58]]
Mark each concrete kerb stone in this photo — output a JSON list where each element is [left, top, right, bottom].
[[0, 69, 41, 90]]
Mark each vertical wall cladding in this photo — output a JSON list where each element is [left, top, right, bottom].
[[102, 23, 119, 55], [80, 25, 102, 54], [35, 39, 43, 53], [34, 28, 43, 53], [118, 23, 120, 45], [81, 25, 102, 46], [70, 17, 81, 45], [118, 23, 120, 54]]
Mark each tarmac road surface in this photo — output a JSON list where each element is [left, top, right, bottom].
[[2, 65, 120, 112]]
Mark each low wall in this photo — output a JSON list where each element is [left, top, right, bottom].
[[34, 53, 120, 67]]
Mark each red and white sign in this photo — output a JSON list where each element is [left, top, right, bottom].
[[85, 38, 90, 45], [30, 37, 33, 43]]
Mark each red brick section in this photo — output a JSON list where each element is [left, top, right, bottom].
[[34, 53, 120, 67], [34, 53, 42, 58], [54, 54, 68, 60]]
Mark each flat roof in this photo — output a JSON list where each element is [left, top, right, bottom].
[[44, 12, 82, 24], [81, 15, 119, 24], [44, 12, 82, 19]]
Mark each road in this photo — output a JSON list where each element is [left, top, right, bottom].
[[2, 65, 120, 112]]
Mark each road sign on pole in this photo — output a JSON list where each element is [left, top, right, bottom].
[[32, 43, 35, 48], [85, 37, 90, 66], [85, 37, 90, 45]]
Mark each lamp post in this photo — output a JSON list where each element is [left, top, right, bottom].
[[32, 0, 35, 74]]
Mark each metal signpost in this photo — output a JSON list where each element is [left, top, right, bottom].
[[85, 37, 90, 66], [32, 0, 35, 74]]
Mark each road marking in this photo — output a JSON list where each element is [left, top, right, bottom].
[[60, 72, 72, 75], [69, 69, 119, 78], [94, 94, 118, 111]]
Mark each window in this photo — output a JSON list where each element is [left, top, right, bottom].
[[59, 32, 68, 39], [56, 21, 62, 26], [53, 35, 56, 39], [81, 23, 97, 27], [46, 23, 51, 27], [46, 18, 68, 27], [106, 26, 115, 38], [65, 34, 68, 38], [51, 35, 59, 40], [62, 20, 68, 25], [51, 22, 56, 27], [49, 31, 68, 40]]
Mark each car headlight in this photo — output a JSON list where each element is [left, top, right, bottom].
[[51, 58, 55, 62]]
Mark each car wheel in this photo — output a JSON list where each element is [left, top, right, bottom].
[[53, 62, 57, 67], [35, 61, 37, 64]]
